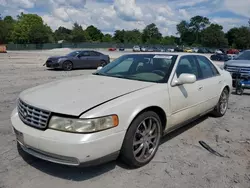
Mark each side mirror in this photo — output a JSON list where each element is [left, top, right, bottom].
[[97, 66, 103, 71], [173, 73, 196, 86]]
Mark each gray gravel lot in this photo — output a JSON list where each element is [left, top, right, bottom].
[[0, 50, 249, 188]]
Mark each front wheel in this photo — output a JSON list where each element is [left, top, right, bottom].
[[62, 61, 73, 71], [120, 111, 162, 168], [99, 60, 107, 67], [212, 88, 229, 117]]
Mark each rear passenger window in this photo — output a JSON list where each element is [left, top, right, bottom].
[[196, 56, 218, 79]]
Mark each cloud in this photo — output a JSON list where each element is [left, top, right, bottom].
[[223, 0, 250, 17], [113, 0, 143, 21], [0, 0, 248, 36]]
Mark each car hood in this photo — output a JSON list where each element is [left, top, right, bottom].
[[19, 75, 155, 116], [225, 60, 250, 67]]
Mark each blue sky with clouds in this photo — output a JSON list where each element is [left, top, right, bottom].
[[0, 0, 249, 35]]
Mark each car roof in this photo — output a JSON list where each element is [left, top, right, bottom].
[[129, 52, 207, 57]]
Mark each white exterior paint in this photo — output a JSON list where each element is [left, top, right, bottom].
[[11, 53, 232, 166]]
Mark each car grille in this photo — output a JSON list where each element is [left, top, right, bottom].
[[226, 65, 250, 75], [18, 99, 51, 129]]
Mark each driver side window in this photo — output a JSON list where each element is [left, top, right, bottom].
[[176, 56, 200, 80]]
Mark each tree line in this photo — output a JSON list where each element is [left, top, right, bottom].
[[0, 13, 250, 49]]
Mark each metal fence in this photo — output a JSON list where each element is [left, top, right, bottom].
[[6, 42, 176, 51]]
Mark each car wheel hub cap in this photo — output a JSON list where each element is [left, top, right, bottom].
[[133, 117, 160, 163], [220, 91, 228, 114]]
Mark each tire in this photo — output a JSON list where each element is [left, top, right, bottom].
[[212, 88, 229, 117], [236, 88, 243, 95], [62, 61, 73, 71], [99, 60, 107, 67], [120, 111, 162, 168]]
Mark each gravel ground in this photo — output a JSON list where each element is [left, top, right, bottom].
[[0, 50, 249, 188]]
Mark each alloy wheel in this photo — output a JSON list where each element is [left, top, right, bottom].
[[132, 117, 161, 163]]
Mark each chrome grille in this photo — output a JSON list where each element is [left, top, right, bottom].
[[226, 65, 250, 75], [18, 99, 50, 129]]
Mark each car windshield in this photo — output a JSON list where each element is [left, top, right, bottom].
[[94, 54, 177, 83], [235, 51, 250, 60], [67, 51, 81, 57]]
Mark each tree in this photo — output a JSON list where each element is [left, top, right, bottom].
[[71, 23, 86, 42], [142, 23, 162, 44], [226, 27, 250, 49], [113, 30, 126, 43], [124, 29, 142, 44], [161, 36, 175, 45], [102, 34, 112, 42], [201, 24, 228, 47], [189, 15, 210, 43], [12, 13, 53, 44], [54, 26, 72, 42], [85, 25, 103, 42]]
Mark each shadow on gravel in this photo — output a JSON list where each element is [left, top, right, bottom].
[[161, 115, 208, 144], [45, 68, 96, 71], [17, 115, 209, 181], [17, 144, 117, 181]]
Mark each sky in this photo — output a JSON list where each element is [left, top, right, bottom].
[[0, 0, 249, 36]]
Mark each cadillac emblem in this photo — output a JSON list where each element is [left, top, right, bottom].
[[23, 110, 28, 118]]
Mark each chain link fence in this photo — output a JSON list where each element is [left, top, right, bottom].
[[6, 42, 177, 50]]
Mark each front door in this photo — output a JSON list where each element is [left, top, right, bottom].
[[75, 51, 90, 68], [168, 55, 205, 128]]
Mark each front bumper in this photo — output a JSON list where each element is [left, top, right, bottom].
[[45, 60, 60, 68], [11, 108, 125, 166]]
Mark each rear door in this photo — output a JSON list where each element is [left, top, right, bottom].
[[88, 51, 102, 68], [194, 55, 223, 112]]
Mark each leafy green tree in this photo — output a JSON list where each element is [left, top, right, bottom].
[[12, 13, 53, 44], [189, 15, 210, 43], [71, 23, 86, 42], [113, 30, 126, 43], [102, 34, 112, 42], [201, 24, 228, 47], [3, 16, 16, 42], [85, 25, 103, 42], [142, 23, 162, 44], [124, 29, 141, 44], [161, 36, 175, 45], [54, 26, 72, 42]]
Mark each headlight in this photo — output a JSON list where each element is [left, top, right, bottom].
[[58, 58, 66, 62], [48, 115, 119, 133]]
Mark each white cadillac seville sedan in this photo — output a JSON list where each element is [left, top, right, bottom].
[[11, 53, 232, 168]]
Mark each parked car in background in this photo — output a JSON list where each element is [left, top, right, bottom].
[[224, 50, 250, 87], [184, 48, 193, 53], [174, 47, 183, 52], [140, 46, 147, 52], [118, 44, 125, 51], [108, 47, 117, 51], [227, 49, 239, 55], [12, 53, 232, 168], [133, 45, 141, 52], [210, 53, 229, 61], [147, 47, 154, 52], [197, 48, 208, 53], [192, 48, 199, 53], [44, 50, 110, 71], [167, 48, 175, 52]]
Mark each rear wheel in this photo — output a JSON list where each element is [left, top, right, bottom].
[[62, 61, 73, 71], [212, 88, 229, 117], [120, 111, 162, 168], [99, 60, 107, 67]]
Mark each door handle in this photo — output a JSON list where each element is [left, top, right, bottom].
[[198, 86, 203, 91]]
